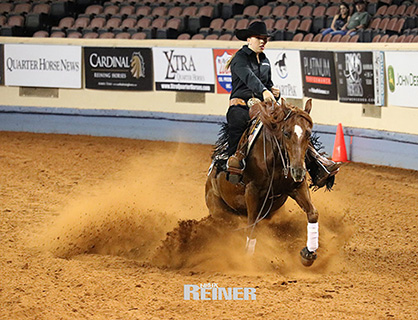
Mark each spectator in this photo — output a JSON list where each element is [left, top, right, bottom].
[[322, 2, 350, 36], [332, 0, 370, 36]]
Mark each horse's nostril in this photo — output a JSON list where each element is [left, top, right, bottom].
[[291, 167, 306, 182]]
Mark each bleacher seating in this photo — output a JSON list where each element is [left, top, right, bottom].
[[0, 0, 416, 41]]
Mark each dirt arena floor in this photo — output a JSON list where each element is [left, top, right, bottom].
[[1, 131, 417, 320]]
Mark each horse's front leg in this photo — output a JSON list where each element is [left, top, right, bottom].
[[290, 182, 319, 267], [244, 182, 263, 255]]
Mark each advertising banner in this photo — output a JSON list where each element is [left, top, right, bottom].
[[373, 51, 385, 106], [265, 49, 303, 99], [84, 47, 153, 91], [385, 51, 418, 108], [4, 44, 81, 88], [335, 51, 378, 104], [153, 47, 215, 92], [300, 51, 338, 100], [0, 44, 3, 85], [213, 48, 237, 94]]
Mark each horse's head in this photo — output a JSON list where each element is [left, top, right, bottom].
[[260, 98, 313, 183]]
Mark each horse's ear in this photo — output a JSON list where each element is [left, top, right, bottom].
[[280, 97, 287, 107], [304, 99, 312, 114]]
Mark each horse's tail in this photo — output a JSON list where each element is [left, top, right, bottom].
[[212, 122, 229, 159]]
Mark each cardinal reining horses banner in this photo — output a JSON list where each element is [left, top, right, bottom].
[[300, 51, 338, 100], [385, 51, 418, 108], [84, 47, 153, 91], [335, 51, 384, 105], [153, 47, 215, 93]]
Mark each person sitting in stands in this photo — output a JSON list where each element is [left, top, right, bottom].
[[331, 0, 370, 36], [322, 2, 350, 36]]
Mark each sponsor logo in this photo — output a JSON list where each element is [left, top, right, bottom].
[[274, 52, 288, 79], [6, 57, 80, 72], [164, 49, 196, 80], [343, 53, 363, 97], [184, 284, 256, 301], [130, 52, 145, 79], [215, 51, 232, 92], [387, 65, 395, 92]]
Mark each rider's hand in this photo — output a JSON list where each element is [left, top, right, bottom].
[[271, 87, 281, 98], [263, 89, 275, 103]]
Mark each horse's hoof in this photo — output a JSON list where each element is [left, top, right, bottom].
[[300, 247, 317, 267]]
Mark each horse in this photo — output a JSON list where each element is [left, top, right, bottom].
[[205, 98, 319, 267]]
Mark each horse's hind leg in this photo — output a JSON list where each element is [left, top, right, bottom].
[[290, 182, 319, 267], [205, 178, 236, 222]]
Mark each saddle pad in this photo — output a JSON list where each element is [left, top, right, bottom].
[[247, 119, 263, 154]]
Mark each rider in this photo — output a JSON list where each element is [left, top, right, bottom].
[[226, 21, 341, 187]]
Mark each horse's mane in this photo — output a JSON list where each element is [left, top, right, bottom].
[[253, 100, 313, 130]]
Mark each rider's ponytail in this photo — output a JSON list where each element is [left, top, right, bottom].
[[225, 53, 237, 70]]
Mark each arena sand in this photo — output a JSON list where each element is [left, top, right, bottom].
[[0, 131, 417, 319]]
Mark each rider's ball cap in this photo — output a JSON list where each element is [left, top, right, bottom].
[[235, 21, 272, 41]]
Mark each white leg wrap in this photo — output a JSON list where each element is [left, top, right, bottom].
[[246, 237, 257, 255], [307, 222, 319, 252]]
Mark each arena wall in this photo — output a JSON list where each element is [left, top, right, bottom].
[[0, 37, 417, 170]]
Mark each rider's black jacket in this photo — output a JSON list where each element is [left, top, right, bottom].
[[229, 45, 274, 102]]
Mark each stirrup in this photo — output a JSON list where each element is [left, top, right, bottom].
[[226, 158, 246, 184]]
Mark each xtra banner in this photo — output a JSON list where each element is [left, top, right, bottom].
[[213, 48, 237, 94], [300, 51, 338, 100], [385, 51, 418, 108], [4, 44, 81, 88], [0, 44, 3, 85], [265, 49, 303, 99], [153, 47, 215, 92], [336, 51, 377, 104], [84, 47, 153, 91]]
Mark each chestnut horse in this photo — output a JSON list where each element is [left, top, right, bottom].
[[205, 98, 319, 266]]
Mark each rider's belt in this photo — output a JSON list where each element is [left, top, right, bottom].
[[229, 98, 247, 107]]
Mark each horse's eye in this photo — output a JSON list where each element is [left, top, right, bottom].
[[283, 131, 291, 138]]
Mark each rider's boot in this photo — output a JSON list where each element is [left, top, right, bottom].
[[227, 135, 249, 185], [307, 145, 341, 188]]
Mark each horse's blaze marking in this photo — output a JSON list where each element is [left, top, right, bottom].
[[294, 125, 303, 140]]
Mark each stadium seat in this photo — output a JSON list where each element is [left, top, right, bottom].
[[85, 4, 104, 16], [379, 34, 389, 42], [375, 5, 387, 17], [313, 34, 323, 42], [297, 18, 312, 34], [103, 5, 119, 16], [272, 5, 286, 18], [219, 33, 232, 40], [372, 34, 381, 42], [387, 34, 398, 42], [413, 35, 418, 42], [200, 18, 223, 36], [285, 5, 300, 18], [223, 18, 237, 33], [83, 31, 99, 38], [151, 7, 167, 17], [258, 5, 272, 19], [135, 6, 152, 17], [394, 4, 406, 16], [303, 33, 314, 41], [67, 31, 82, 38], [205, 34, 219, 40], [156, 17, 181, 39], [299, 6, 313, 18], [273, 19, 288, 41], [191, 33, 204, 40], [331, 34, 342, 42], [349, 34, 359, 42], [115, 32, 131, 39], [119, 5, 135, 17], [167, 7, 182, 17], [188, 6, 214, 34], [0, 3, 13, 15], [177, 33, 191, 40], [292, 33, 304, 41], [131, 32, 147, 39], [50, 1, 75, 25], [0, 15, 25, 36], [402, 34, 414, 42], [322, 33, 332, 42], [99, 32, 115, 38], [11, 3, 32, 15], [50, 31, 66, 37], [385, 4, 397, 16], [285, 18, 300, 40], [313, 5, 326, 17], [340, 34, 351, 42], [33, 30, 49, 37]]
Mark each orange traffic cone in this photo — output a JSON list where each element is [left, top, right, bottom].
[[332, 123, 348, 162]]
